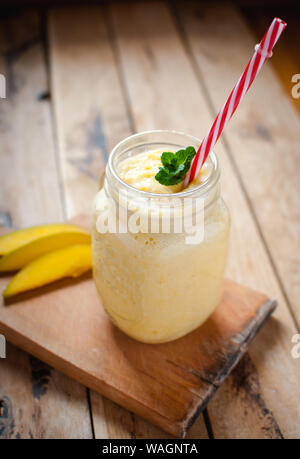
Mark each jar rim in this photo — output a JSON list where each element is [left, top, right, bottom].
[[107, 130, 220, 198]]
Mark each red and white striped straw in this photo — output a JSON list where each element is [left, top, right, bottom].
[[183, 17, 287, 187]]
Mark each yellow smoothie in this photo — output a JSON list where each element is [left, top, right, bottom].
[[117, 149, 210, 194], [92, 138, 230, 344]]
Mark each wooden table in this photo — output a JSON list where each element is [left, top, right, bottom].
[[0, 1, 299, 439]]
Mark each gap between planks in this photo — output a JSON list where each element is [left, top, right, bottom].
[[42, 7, 97, 439]]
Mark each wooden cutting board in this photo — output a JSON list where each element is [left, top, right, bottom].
[[0, 218, 276, 437]]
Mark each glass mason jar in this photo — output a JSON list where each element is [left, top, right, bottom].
[[92, 131, 230, 344]]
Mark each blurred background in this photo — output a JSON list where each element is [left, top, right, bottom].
[[1, 0, 300, 110]]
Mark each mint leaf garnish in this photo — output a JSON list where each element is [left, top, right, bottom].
[[155, 146, 196, 186]]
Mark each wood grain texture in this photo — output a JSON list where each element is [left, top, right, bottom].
[[110, 1, 300, 438], [0, 10, 92, 438], [48, 7, 131, 218], [206, 353, 284, 439], [0, 219, 276, 437], [1, 1, 298, 439], [0, 11, 61, 227], [176, 2, 300, 437]]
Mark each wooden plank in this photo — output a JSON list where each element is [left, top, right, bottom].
[[176, 1, 300, 438], [177, 3, 300, 437], [48, 6, 131, 219], [110, 1, 300, 438], [48, 6, 191, 439], [0, 12, 61, 227], [0, 229, 276, 438], [178, 2, 300, 328], [0, 10, 92, 438], [101, 399, 209, 439]]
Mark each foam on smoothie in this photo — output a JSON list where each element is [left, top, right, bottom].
[[117, 149, 211, 194]]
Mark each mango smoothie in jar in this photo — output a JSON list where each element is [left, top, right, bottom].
[[92, 131, 230, 343]]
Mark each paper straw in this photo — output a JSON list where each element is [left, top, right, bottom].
[[183, 17, 287, 187]]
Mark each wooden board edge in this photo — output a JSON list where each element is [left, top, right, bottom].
[[0, 318, 181, 436], [179, 298, 277, 438], [0, 297, 277, 437]]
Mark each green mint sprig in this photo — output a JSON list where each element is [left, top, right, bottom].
[[154, 146, 197, 186]]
